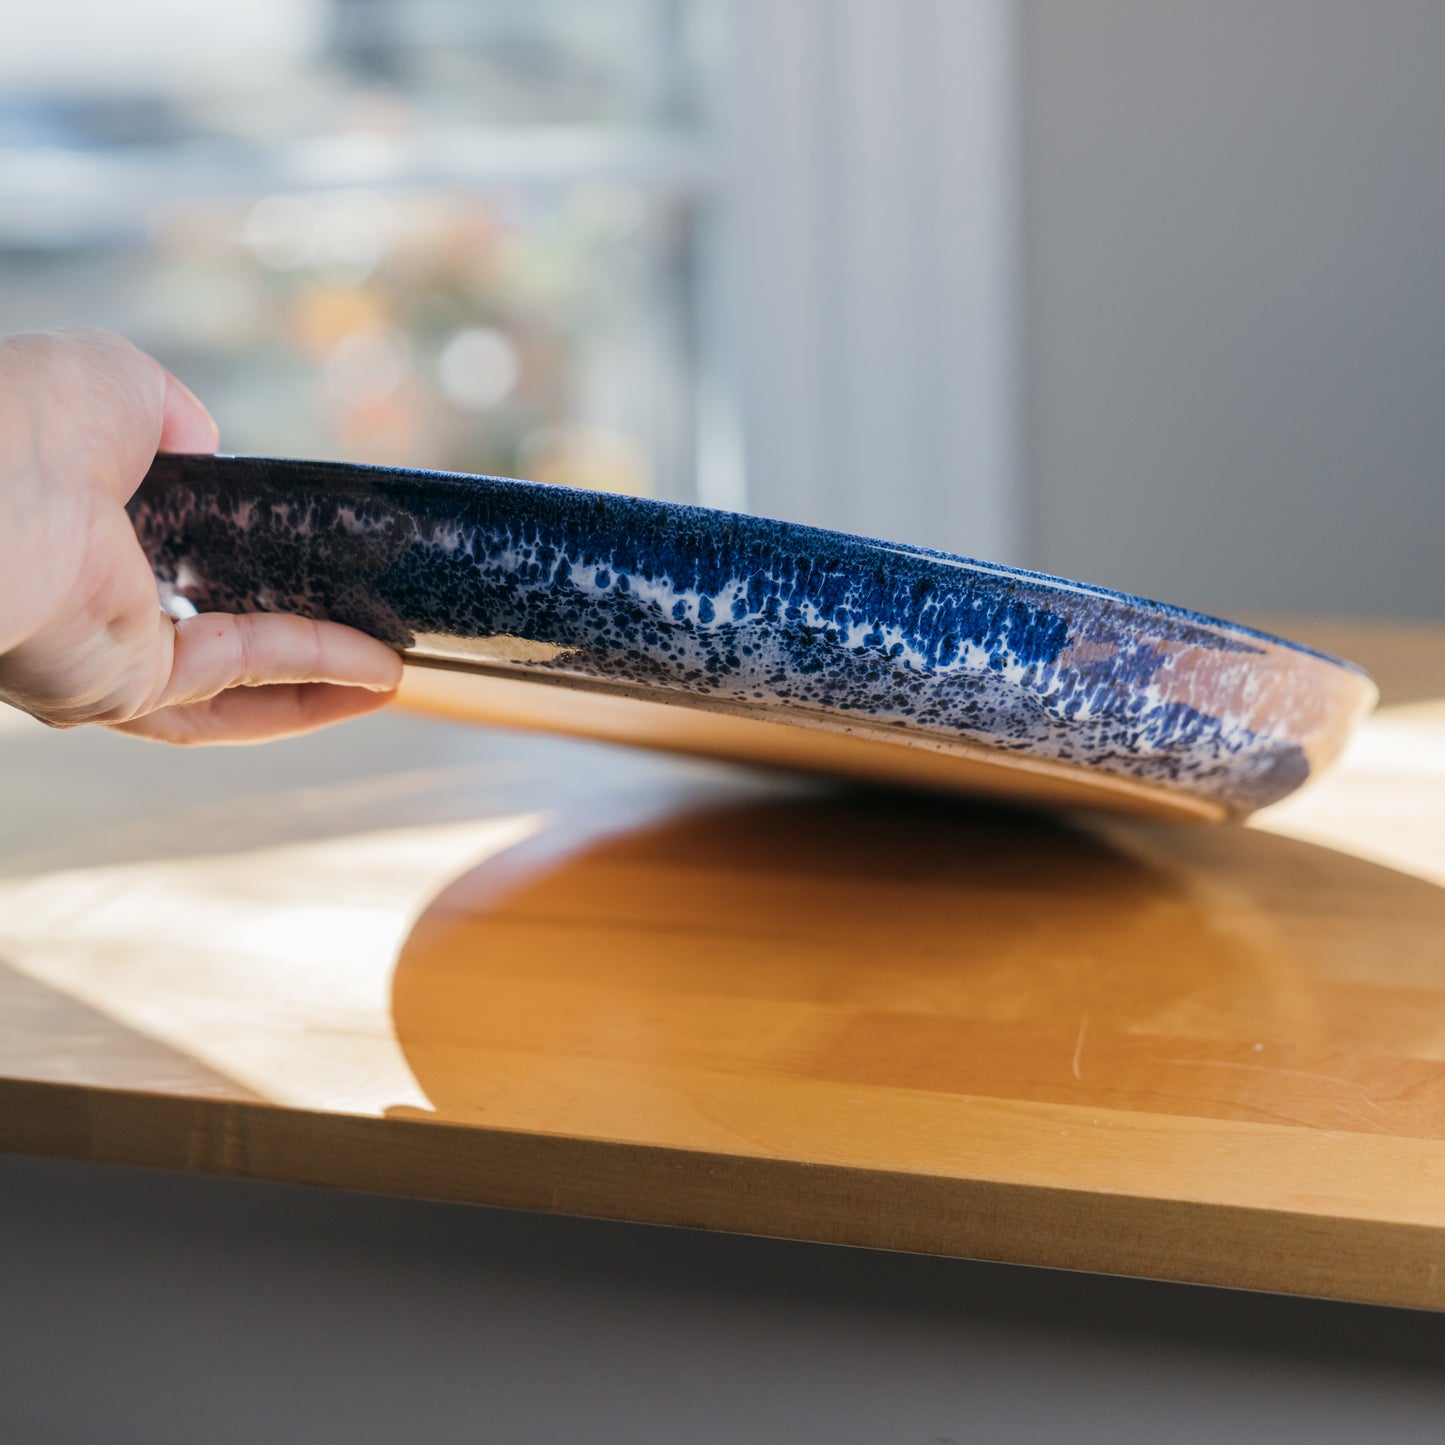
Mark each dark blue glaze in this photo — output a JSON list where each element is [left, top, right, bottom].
[[128, 454, 1375, 816]]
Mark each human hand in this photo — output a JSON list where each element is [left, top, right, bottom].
[[0, 328, 402, 742]]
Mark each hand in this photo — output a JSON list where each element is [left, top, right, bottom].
[[0, 328, 402, 742]]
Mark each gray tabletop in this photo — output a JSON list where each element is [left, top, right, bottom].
[[3, 1152, 1443, 1444]]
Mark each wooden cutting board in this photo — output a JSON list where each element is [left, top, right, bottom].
[[0, 619, 1442, 1308]]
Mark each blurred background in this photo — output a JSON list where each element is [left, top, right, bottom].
[[2, 0, 1441, 619]]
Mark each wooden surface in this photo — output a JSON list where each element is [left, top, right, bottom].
[[1, 620, 1443, 1308]]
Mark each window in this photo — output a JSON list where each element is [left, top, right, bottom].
[[2, 1, 1020, 560], [0, 0, 716, 500]]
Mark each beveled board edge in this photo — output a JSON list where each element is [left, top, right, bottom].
[[3, 1079, 1439, 1312]]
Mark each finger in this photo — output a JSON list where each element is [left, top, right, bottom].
[[158, 367, 220, 455], [156, 611, 403, 712], [113, 682, 396, 745]]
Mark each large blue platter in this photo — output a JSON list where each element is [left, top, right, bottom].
[[129, 455, 1375, 821]]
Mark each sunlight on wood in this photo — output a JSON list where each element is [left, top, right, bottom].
[[1252, 699, 1445, 887], [0, 815, 544, 1112], [0, 702, 41, 738]]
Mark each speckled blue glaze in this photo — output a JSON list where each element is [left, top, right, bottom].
[[129, 455, 1375, 816]]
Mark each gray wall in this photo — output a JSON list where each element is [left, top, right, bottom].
[[1021, 0, 1445, 619]]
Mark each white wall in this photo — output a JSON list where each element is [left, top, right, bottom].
[[720, 0, 1021, 563]]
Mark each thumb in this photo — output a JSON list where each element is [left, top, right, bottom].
[[158, 367, 220, 454]]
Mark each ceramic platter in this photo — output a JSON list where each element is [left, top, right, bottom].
[[130, 455, 1376, 823]]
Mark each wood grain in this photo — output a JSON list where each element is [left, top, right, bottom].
[[0, 620, 1442, 1308]]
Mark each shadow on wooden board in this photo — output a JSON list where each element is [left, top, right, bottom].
[[392, 792, 1445, 1141]]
